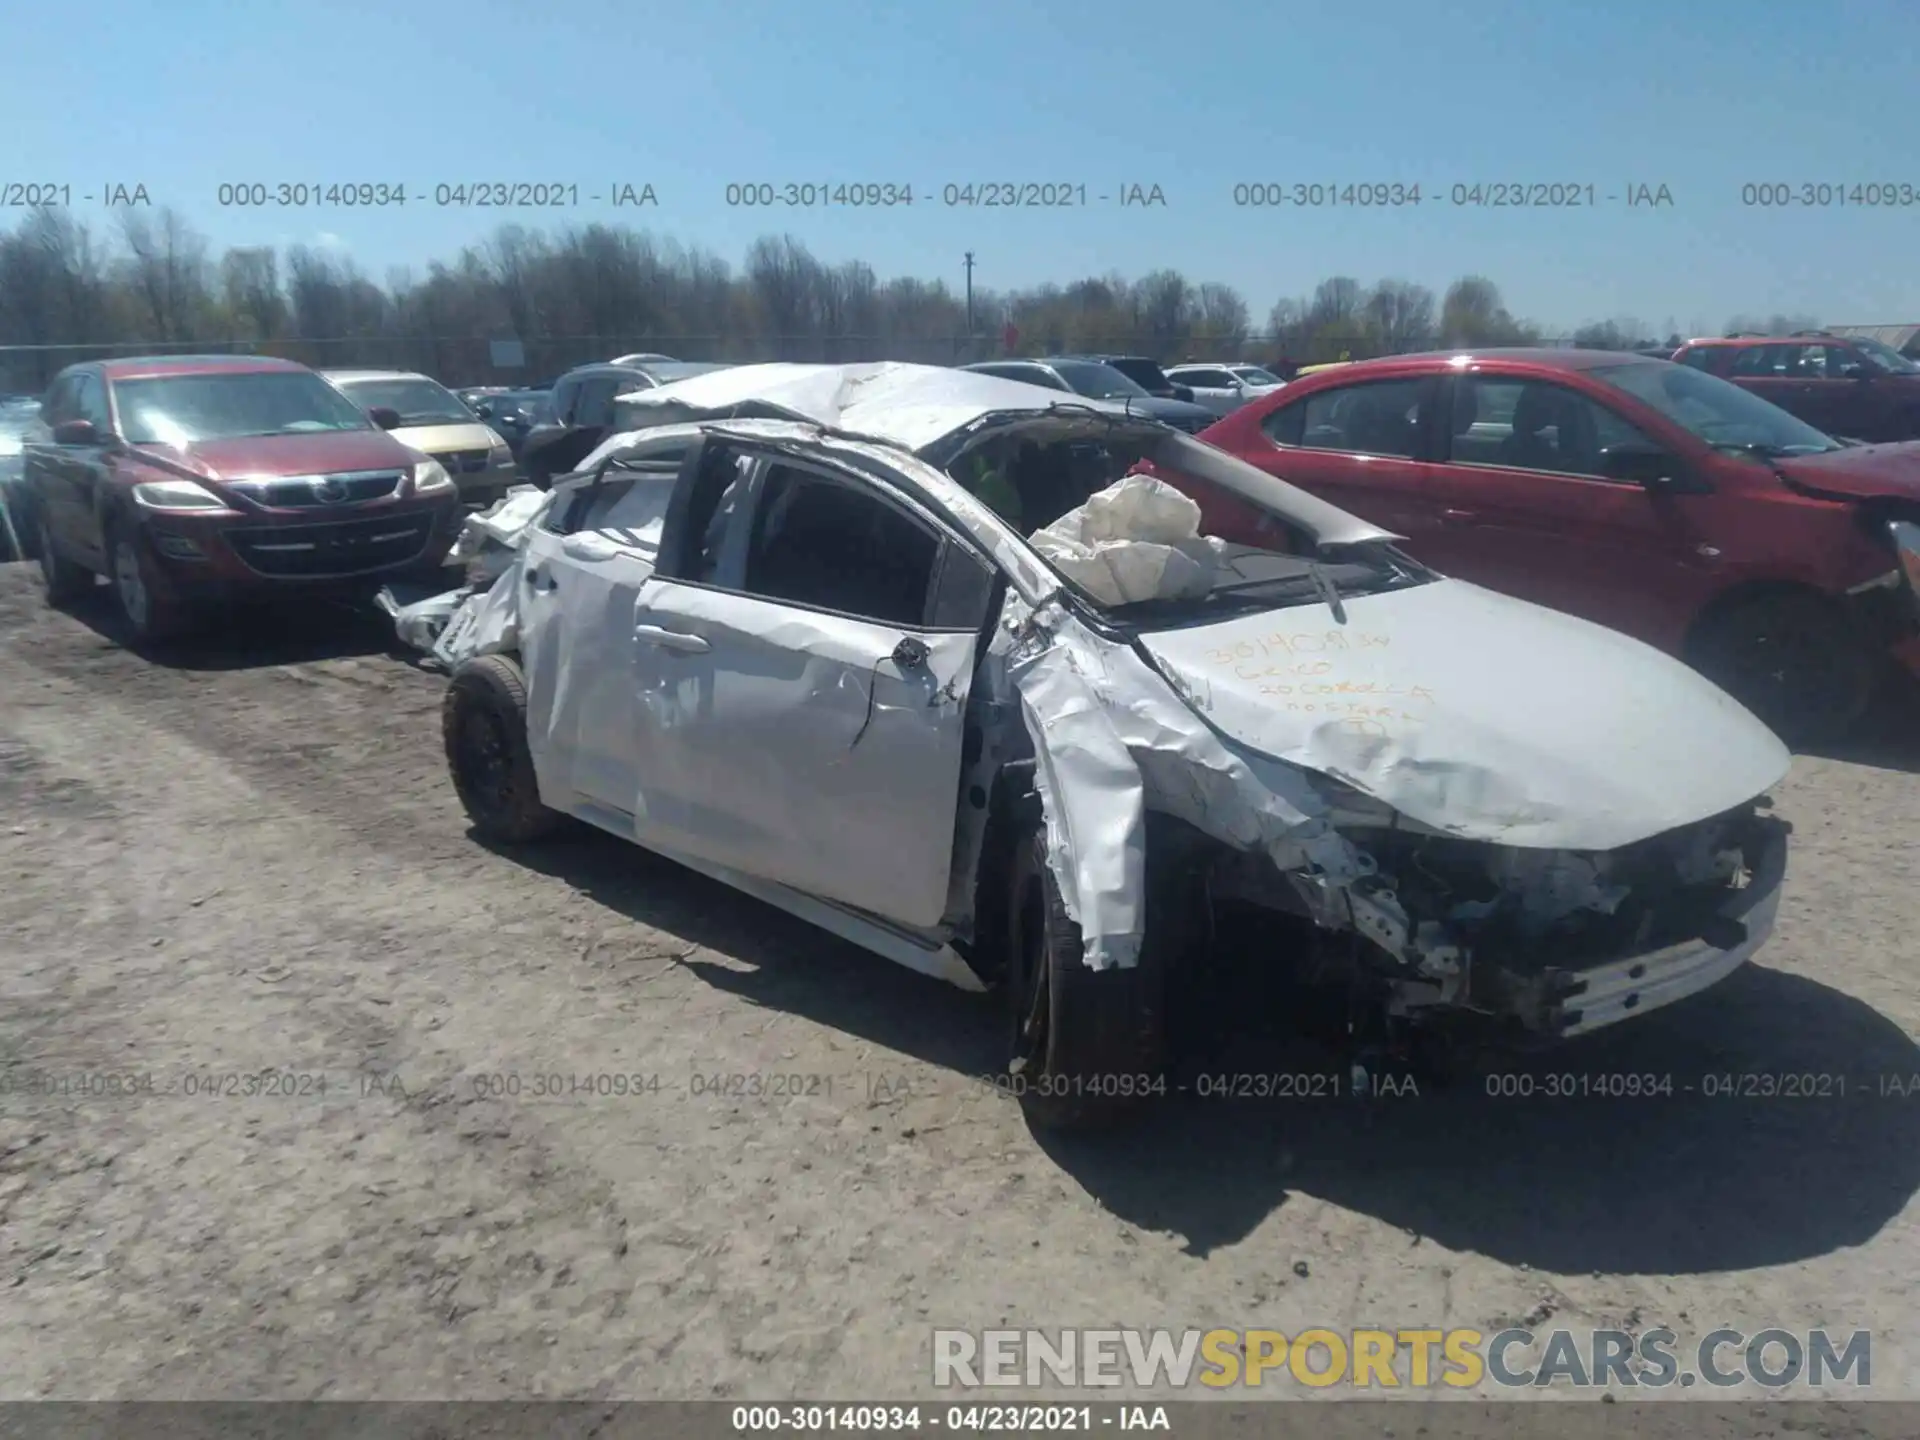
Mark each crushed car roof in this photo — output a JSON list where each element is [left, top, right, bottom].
[[593, 362, 1401, 553], [609, 360, 1139, 454]]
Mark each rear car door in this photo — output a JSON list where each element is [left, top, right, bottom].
[[1247, 373, 1443, 538], [1726, 343, 1812, 422], [1420, 373, 1723, 646], [517, 442, 698, 817], [623, 440, 993, 929]]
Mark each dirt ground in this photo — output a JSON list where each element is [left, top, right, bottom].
[[1, 560, 1917, 1418]]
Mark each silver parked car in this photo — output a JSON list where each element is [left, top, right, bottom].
[[1166, 362, 1288, 417], [429, 361, 1792, 1132]]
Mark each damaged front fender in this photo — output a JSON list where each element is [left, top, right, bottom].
[[999, 592, 1369, 971]]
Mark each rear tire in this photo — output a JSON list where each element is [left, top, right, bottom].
[[1003, 817, 1196, 1132], [1688, 591, 1878, 746], [37, 515, 94, 605], [443, 653, 564, 843]]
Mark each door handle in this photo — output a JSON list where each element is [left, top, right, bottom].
[[633, 625, 710, 654], [1440, 508, 1479, 525]]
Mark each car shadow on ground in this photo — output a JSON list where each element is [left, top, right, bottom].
[[1802, 673, 1920, 774], [482, 826, 1006, 1079], [487, 826, 1920, 1273], [54, 578, 428, 672]]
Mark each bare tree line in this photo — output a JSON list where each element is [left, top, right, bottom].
[[0, 206, 1821, 391]]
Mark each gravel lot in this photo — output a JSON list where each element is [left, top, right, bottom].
[[1, 560, 1916, 1420]]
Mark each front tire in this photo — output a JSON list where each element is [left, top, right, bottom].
[[1004, 823, 1189, 1132], [1688, 591, 1878, 745], [443, 654, 564, 843], [106, 524, 192, 643]]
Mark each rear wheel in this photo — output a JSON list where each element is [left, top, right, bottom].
[[1003, 818, 1198, 1131], [1689, 591, 1878, 745], [37, 515, 94, 605], [443, 654, 564, 843]]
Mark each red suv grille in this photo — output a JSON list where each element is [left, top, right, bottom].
[[226, 513, 434, 578]]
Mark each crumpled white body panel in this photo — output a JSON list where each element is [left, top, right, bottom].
[[1001, 594, 1363, 971], [1134, 578, 1792, 852]]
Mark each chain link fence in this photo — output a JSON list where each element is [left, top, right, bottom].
[[0, 332, 1580, 394]]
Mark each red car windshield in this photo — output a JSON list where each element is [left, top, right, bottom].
[[1590, 361, 1844, 457], [115, 372, 376, 445]]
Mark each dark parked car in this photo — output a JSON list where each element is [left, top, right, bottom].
[[959, 357, 1216, 432], [471, 388, 551, 461], [1171, 348, 1920, 742], [518, 360, 732, 487], [0, 398, 45, 561], [24, 355, 464, 642], [1052, 353, 1195, 402], [1672, 332, 1920, 442]]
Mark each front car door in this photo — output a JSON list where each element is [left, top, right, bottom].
[[622, 441, 994, 929], [32, 373, 107, 566], [1174, 368, 1241, 415], [1810, 343, 1882, 438], [1419, 371, 1722, 648]]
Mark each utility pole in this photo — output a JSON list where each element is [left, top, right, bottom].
[[963, 252, 975, 336]]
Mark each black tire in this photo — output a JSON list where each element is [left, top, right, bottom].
[[105, 522, 192, 643], [1003, 819, 1193, 1132], [1688, 591, 1879, 746], [37, 513, 94, 605], [442, 653, 564, 843]]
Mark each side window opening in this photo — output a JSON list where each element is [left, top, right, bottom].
[[668, 449, 756, 584], [741, 464, 940, 628], [1279, 379, 1426, 458]]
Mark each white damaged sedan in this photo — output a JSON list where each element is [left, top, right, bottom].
[[431, 362, 1792, 1130]]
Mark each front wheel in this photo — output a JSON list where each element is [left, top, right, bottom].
[[1688, 591, 1878, 746], [1003, 827, 1178, 1132], [107, 525, 192, 643]]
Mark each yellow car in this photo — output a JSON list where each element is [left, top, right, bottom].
[[1292, 360, 1353, 376]]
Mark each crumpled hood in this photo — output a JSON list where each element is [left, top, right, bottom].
[[1773, 441, 1920, 502], [1135, 578, 1790, 851], [390, 421, 502, 455]]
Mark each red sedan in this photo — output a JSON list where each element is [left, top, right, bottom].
[[1155, 348, 1920, 742]]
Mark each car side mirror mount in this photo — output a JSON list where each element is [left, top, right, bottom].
[[369, 406, 403, 430], [1601, 443, 1705, 493]]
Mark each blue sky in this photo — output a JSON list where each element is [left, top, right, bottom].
[[5, 0, 1917, 334]]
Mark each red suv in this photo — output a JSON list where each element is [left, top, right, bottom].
[[24, 356, 465, 642], [1174, 348, 1920, 742], [1672, 332, 1920, 443]]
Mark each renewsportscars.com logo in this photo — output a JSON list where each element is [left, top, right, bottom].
[[932, 1327, 1872, 1391]]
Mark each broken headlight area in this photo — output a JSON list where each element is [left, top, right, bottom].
[[1234, 793, 1786, 1034]]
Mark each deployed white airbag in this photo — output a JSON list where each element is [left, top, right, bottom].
[[1028, 475, 1228, 607]]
